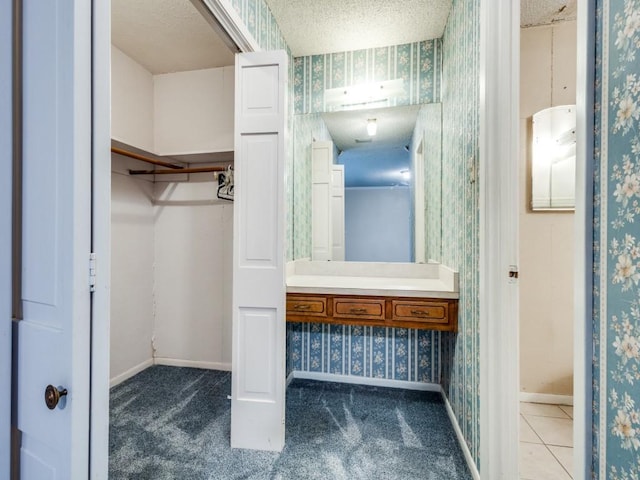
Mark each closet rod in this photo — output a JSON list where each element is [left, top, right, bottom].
[[111, 146, 184, 169], [129, 166, 227, 175]]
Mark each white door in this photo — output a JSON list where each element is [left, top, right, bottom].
[[16, 1, 92, 478], [231, 50, 288, 451], [331, 165, 345, 261], [414, 140, 425, 263], [311, 141, 333, 261]]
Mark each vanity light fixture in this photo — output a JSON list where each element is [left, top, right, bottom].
[[324, 78, 404, 110], [366, 118, 377, 136]]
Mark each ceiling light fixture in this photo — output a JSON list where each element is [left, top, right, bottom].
[[366, 118, 377, 136]]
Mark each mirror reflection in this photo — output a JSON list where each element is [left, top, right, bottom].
[[293, 103, 442, 264]]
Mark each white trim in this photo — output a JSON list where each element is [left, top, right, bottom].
[[286, 371, 294, 387], [291, 371, 441, 392], [519, 392, 573, 406], [574, 2, 595, 479], [479, 0, 520, 478], [442, 390, 481, 480], [109, 359, 233, 388], [153, 358, 232, 372], [598, 2, 610, 478], [90, 0, 112, 477], [0, 0, 12, 474], [109, 359, 154, 388], [198, 0, 260, 53]]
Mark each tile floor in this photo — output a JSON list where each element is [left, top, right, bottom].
[[519, 402, 574, 480]]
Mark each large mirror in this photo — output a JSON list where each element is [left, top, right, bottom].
[[292, 102, 442, 263]]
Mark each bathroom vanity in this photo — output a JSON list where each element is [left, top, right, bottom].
[[286, 260, 459, 332]]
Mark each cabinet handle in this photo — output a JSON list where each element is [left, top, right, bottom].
[[350, 307, 367, 314], [294, 304, 311, 310], [411, 309, 428, 316]]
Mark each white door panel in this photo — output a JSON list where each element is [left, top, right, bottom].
[[331, 165, 345, 261], [312, 141, 333, 261], [232, 50, 287, 452], [18, 0, 92, 477]]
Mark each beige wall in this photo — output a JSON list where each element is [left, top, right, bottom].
[[519, 21, 576, 396]]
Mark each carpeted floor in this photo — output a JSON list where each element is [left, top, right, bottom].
[[109, 366, 472, 479]]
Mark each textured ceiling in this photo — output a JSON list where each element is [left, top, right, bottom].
[[521, 0, 577, 27], [112, 1, 576, 75], [264, 0, 453, 57], [111, 0, 235, 74]]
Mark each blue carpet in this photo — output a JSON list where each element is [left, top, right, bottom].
[[109, 366, 472, 479]]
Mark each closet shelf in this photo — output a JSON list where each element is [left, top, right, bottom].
[[111, 146, 184, 170], [111, 145, 227, 176], [130, 166, 227, 175]]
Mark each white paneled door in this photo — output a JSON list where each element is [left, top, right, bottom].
[[231, 51, 288, 451], [311, 141, 333, 261], [16, 0, 93, 478], [331, 165, 345, 261]]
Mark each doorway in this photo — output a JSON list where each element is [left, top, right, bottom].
[[518, 15, 577, 480]]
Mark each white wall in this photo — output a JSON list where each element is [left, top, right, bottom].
[[110, 157, 156, 384], [111, 47, 154, 152], [112, 45, 233, 156], [345, 187, 412, 263], [153, 182, 233, 369], [519, 21, 576, 396], [154, 66, 234, 155]]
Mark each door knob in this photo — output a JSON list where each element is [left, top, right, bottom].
[[44, 385, 67, 410]]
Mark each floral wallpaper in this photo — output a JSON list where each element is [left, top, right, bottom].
[[291, 114, 332, 260], [288, 323, 441, 384], [293, 40, 442, 115], [412, 103, 443, 262], [229, 0, 288, 51], [594, 0, 640, 477], [438, 0, 480, 468]]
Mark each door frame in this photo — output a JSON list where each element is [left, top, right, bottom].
[[89, 0, 260, 476], [572, 2, 595, 478], [0, 0, 13, 476], [480, 1, 594, 479]]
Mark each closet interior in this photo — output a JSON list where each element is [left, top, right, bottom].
[[109, 0, 236, 387]]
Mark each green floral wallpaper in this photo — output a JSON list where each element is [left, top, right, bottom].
[[293, 40, 442, 115], [229, 0, 288, 51], [593, 0, 640, 477], [292, 114, 332, 259], [439, 0, 480, 468], [413, 104, 443, 262]]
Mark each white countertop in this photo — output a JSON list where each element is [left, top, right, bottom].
[[285, 260, 459, 299]]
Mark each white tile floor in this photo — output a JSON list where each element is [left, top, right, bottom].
[[519, 402, 573, 480]]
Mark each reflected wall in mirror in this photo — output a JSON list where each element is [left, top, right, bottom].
[[292, 103, 442, 263]]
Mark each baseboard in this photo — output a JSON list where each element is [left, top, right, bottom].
[[519, 392, 573, 406], [291, 371, 441, 392], [109, 358, 154, 388], [153, 357, 232, 371], [441, 389, 481, 480]]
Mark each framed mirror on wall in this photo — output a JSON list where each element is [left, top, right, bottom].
[[292, 102, 442, 264], [530, 104, 577, 211]]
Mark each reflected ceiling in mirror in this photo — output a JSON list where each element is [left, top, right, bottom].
[[321, 104, 420, 188], [321, 104, 421, 151]]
